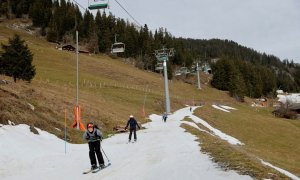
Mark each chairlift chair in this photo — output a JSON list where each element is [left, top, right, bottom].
[[155, 63, 164, 71], [154, 48, 175, 62], [88, 0, 109, 10], [111, 42, 125, 53]]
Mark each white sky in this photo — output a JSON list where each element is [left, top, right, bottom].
[[77, 0, 300, 63]]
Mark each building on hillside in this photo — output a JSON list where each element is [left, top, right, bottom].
[[175, 67, 190, 76], [211, 58, 220, 63], [201, 63, 212, 74], [276, 90, 284, 94], [78, 48, 90, 54], [61, 45, 75, 51], [252, 98, 268, 107], [57, 44, 90, 54], [277, 94, 300, 110]]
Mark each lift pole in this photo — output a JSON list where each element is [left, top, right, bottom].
[[154, 47, 175, 114]]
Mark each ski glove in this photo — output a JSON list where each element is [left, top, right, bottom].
[[86, 134, 90, 140]]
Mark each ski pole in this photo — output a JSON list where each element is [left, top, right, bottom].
[[101, 147, 110, 163]]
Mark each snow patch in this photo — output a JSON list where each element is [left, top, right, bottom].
[[260, 159, 300, 180], [181, 121, 215, 136], [189, 114, 244, 145], [219, 105, 237, 110], [212, 105, 230, 112], [54, 128, 61, 131]]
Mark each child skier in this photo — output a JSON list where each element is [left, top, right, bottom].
[[125, 115, 140, 142], [83, 123, 105, 170]]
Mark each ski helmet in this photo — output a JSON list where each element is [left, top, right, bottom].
[[87, 123, 94, 129]]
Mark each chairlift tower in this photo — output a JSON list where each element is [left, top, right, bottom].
[[154, 47, 175, 113], [196, 62, 201, 89]]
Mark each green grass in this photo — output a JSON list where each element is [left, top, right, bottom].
[[193, 103, 300, 177], [181, 121, 290, 179]]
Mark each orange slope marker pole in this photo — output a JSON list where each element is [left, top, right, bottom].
[[71, 105, 85, 131]]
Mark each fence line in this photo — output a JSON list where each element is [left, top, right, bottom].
[[37, 77, 185, 100]]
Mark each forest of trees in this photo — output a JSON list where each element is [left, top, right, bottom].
[[1, 0, 299, 100]]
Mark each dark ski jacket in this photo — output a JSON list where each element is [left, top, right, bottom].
[[163, 113, 168, 120], [83, 128, 103, 142], [125, 118, 140, 130]]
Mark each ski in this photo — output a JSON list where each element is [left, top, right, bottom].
[[83, 169, 94, 174], [92, 163, 111, 173]]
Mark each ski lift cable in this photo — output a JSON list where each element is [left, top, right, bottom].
[[72, 0, 141, 28], [114, 0, 142, 27], [116, 0, 139, 23], [72, 0, 86, 11]]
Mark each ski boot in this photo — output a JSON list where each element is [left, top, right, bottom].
[[91, 164, 98, 170]]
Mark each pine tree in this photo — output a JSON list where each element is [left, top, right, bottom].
[[0, 34, 35, 82], [228, 66, 246, 102], [29, 0, 52, 29]]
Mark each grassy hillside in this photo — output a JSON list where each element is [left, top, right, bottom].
[[0, 20, 224, 141], [193, 103, 300, 177]]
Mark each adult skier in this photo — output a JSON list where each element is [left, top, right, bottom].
[[125, 115, 140, 142], [162, 112, 168, 122], [83, 123, 105, 170]]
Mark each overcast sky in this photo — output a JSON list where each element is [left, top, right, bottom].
[[78, 0, 300, 63]]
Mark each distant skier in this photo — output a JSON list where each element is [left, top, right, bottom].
[[190, 106, 192, 112], [162, 112, 168, 122], [83, 123, 105, 170], [125, 115, 140, 142]]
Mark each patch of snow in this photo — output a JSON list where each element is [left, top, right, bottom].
[[181, 121, 215, 136], [212, 105, 230, 112], [260, 159, 300, 180], [181, 121, 202, 131], [54, 128, 61, 131], [220, 105, 237, 110], [276, 90, 284, 94], [188, 114, 244, 145], [181, 121, 212, 133]]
